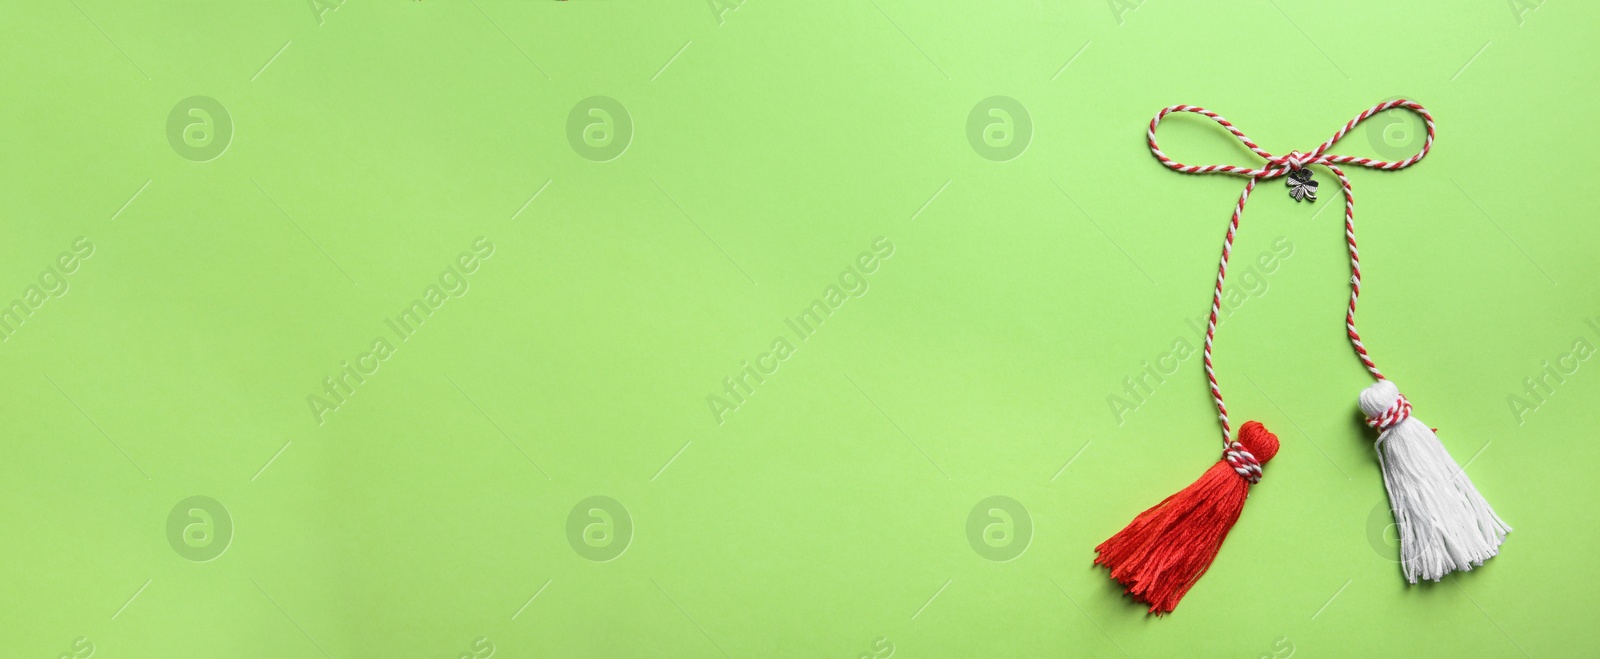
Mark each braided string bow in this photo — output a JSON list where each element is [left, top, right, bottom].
[[1145, 99, 1435, 454]]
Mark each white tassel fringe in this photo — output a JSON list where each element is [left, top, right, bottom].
[[1359, 380, 1510, 583]]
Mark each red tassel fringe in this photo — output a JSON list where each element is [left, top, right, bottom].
[[1093, 421, 1280, 614]]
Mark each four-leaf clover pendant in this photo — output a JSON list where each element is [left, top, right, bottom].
[[1287, 168, 1317, 202]]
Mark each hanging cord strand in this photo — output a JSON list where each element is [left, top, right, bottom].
[[1146, 100, 1435, 447], [1333, 164, 1384, 380], [1200, 180, 1255, 446]]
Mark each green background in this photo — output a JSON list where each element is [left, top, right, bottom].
[[2, 1, 1596, 657]]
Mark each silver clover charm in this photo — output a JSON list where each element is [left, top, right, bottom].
[[1286, 168, 1317, 202]]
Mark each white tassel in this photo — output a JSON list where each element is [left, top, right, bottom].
[[1358, 380, 1510, 583]]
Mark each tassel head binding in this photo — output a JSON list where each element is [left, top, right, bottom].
[[1094, 421, 1279, 614], [1360, 380, 1510, 583]]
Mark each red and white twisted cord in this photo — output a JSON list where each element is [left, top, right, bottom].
[[1146, 100, 1435, 446], [1364, 393, 1413, 430], [1225, 440, 1264, 483]]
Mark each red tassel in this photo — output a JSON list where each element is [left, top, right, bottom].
[[1093, 421, 1280, 614]]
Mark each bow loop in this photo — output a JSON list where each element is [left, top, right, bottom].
[[1146, 100, 1435, 180]]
